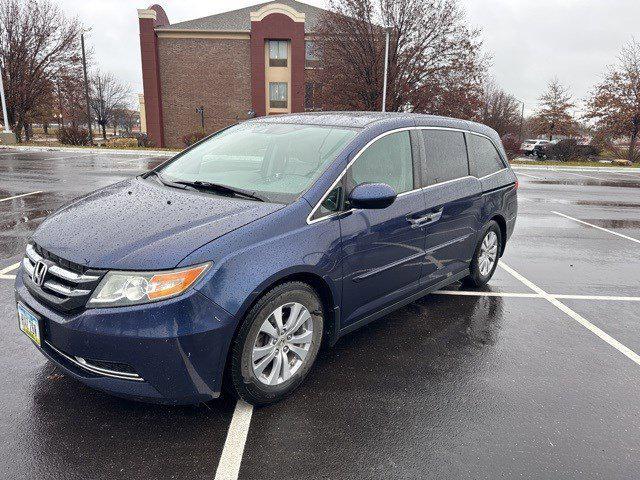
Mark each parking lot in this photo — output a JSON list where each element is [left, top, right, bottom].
[[1, 148, 640, 479]]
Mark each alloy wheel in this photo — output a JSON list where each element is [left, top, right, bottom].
[[478, 231, 498, 276], [251, 302, 313, 386]]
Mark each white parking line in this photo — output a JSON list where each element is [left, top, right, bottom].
[[0, 263, 19, 275], [0, 191, 42, 203], [499, 261, 640, 367], [0, 275, 16, 280], [432, 290, 640, 301], [214, 400, 253, 480], [516, 172, 542, 180], [552, 211, 640, 245]]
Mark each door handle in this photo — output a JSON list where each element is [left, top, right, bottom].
[[407, 208, 443, 228]]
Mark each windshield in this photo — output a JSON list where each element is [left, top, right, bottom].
[[159, 122, 359, 204]]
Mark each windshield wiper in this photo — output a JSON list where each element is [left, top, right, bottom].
[[145, 171, 190, 190], [172, 180, 265, 202]]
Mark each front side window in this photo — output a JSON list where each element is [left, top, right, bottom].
[[160, 123, 358, 204], [269, 82, 288, 109], [467, 134, 506, 178], [347, 131, 414, 194], [421, 129, 469, 185], [268, 40, 288, 67]]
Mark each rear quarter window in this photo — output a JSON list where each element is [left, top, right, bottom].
[[467, 134, 506, 178], [421, 129, 469, 185]]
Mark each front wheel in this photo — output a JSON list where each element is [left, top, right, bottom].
[[463, 221, 502, 288], [228, 282, 324, 406]]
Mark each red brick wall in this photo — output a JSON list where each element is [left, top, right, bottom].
[[139, 16, 165, 147], [157, 37, 252, 148], [250, 14, 305, 116]]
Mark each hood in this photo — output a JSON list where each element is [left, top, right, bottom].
[[32, 177, 283, 270]]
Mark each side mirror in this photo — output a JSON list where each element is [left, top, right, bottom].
[[348, 183, 397, 209]]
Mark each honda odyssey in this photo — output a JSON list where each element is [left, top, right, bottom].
[[15, 112, 518, 405]]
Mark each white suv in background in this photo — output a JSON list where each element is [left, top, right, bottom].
[[520, 139, 551, 156]]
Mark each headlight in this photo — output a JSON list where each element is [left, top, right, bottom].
[[87, 263, 210, 307]]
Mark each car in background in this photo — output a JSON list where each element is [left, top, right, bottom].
[[15, 112, 518, 406], [520, 139, 551, 156]]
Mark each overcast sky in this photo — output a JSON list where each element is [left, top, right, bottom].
[[59, 0, 640, 115]]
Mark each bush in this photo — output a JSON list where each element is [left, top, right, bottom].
[[500, 134, 520, 160], [105, 137, 138, 148], [548, 139, 599, 161], [182, 131, 206, 147], [56, 125, 90, 146], [132, 132, 154, 148]]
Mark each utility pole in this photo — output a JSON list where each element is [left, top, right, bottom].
[[81, 32, 94, 145], [0, 62, 10, 133], [519, 101, 525, 142], [382, 26, 390, 112], [0, 61, 16, 144], [196, 106, 205, 132]]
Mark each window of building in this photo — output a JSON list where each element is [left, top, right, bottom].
[[305, 41, 319, 68], [347, 131, 414, 194], [466, 134, 506, 178], [305, 82, 322, 110], [269, 82, 288, 109], [421, 129, 469, 185], [268, 40, 288, 67]]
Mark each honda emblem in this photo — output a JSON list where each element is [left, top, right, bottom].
[[33, 261, 48, 287]]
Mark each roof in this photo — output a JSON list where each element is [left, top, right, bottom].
[[160, 0, 326, 33], [249, 112, 501, 140]]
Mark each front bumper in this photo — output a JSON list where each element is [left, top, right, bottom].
[[15, 271, 237, 405]]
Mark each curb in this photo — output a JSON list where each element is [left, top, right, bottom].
[[510, 164, 640, 173], [0, 145, 177, 157]]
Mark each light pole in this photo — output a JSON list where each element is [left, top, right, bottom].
[[514, 98, 525, 142], [81, 31, 94, 145], [0, 62, 11, 133], [382, 26, 390, 112]]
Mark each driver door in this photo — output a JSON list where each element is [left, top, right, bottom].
[[338, 130, 430, 329]]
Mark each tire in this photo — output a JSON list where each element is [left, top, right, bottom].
[[463, 221, 502, 288], [229, 282, 324, 406]]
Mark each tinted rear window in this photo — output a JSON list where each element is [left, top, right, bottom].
[[421, 129, 469, 185], [467, 134, 506, 178]]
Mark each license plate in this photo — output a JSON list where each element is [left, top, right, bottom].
[[18, 302, 41, 346]]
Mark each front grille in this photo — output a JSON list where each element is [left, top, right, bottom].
[[22, 243, 105, 312]]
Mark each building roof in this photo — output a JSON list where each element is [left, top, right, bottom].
[[160, 0, 326, 33]]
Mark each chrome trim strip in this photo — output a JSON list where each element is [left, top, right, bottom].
[[306, 126, 508, 225], [23, 257, 34, 276], [48, 265, 99, 283], [25, 244, 42, 263], [353, 250, 425, 282], [43, 280, 91, 297], [44, 341, 143, 381], [425, 234, 472, 255]]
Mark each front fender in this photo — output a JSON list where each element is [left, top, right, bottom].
[[180, 200, 343, 322]]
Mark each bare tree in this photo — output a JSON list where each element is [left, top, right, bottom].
[[0, 0, 82, 141], [314, 0, 487, 117], [530, 78, 576, 140], [585, 39, 640, 162], [89, 71, 130, 140], [54, 63, 87, 128], [478, 81, 522, 138]]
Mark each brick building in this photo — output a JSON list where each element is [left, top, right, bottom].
[[137, 0, 326, 148]]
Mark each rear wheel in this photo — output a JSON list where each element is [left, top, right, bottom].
[[229, 282, 323, 406], [463, 221, 501, 288]]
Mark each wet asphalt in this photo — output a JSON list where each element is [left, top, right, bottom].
[[1, 150, 640, 479]]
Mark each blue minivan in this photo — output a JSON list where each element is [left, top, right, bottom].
[[15, 112, 517, 405]]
